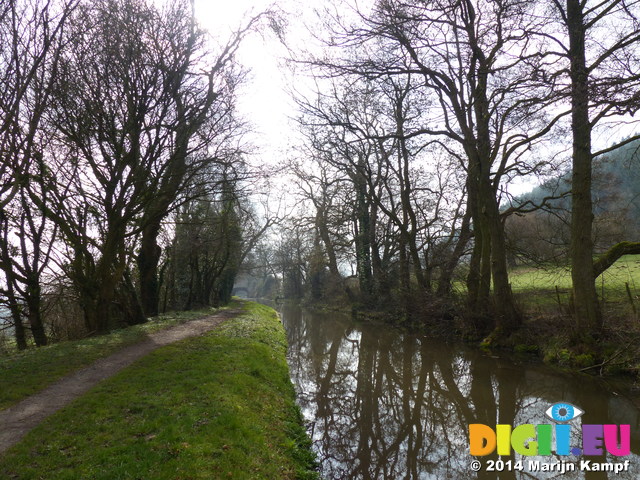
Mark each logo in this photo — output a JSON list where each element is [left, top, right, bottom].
[[545, 402, 584, 423], [469, 402, 630, 457]]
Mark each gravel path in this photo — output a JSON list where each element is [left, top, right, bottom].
[[0, 309, 240, 454]]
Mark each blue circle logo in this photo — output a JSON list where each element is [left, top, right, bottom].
[[545, 402, 584, 423]]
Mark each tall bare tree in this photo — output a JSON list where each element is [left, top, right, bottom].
[[134, 6, 263, 317], [297, 0, 565, 334], [295, 74, 469, 314], [548, 0, 640, 337], [41, 0, 253, 332]]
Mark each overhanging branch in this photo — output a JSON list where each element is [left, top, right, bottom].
[[593, 241, 640, 278]]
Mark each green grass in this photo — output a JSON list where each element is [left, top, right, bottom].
[[0, 301, 318, 479], [510, 254, 640, 311], [0, 306, 230, 411]]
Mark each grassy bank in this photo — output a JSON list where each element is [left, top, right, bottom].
[[0, 301, 318, 479], [500, 255, 640, 376], [0, 307, 228, 411], [333, 255, 640, 377]]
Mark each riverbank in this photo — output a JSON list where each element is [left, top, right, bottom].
[[302, 280, 640, 387], [495, 257, 640, 381], [0, 301, 318, 479]]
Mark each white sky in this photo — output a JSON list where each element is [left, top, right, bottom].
[[194, 0, 307, 169], [193, 0, 640, 200]]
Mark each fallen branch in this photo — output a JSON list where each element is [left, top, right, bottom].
[[578, 340, 636, 374]]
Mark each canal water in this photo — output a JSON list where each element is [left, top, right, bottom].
[[280, 304, 640, 479]]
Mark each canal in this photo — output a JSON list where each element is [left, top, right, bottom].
[[280, 304, 640, 479]]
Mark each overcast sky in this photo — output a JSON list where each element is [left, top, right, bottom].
[[194, 0, 306, 169], [193, 0, 640, 199]]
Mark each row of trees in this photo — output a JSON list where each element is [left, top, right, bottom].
[[0, 0, 265, 348], [283, 0, 640, 342]]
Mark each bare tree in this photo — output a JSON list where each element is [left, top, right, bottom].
[[135, 6, 264, 317], [296, 0, 566, 336], [289, 156, 351, 280], [40, 0, 255, 332], [0, 0, 78, 347], [294, 74, 469, 314], [162, 176, 244, 310], [547, 0, 640, 336]]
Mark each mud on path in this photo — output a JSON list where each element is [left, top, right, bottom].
[[0, 309, 241, 455]]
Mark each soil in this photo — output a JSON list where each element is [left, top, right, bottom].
[[0, 309, 240, 455]]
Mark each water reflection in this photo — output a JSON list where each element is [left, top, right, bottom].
[[281, 305, 640, 480]]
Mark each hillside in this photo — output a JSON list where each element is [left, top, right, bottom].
[[506, 139, 640, 264]]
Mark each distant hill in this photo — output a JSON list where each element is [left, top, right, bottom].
[[507, 139, 640, 264], [518, 139, 640, 216]]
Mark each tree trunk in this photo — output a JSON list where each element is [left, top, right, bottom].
[[26, 289, 48, 347], [137, 222, 162, 317], [119, 269, 147, 326], [398, 230, 412, 313], [593, 242, 640, 278], [95, 297, 112, 334], [369, 202, 388, 298], [567, 0, 602, 335], [437, 209, 472, 297], [355, 164, 373, 299], [396, 104, 429, 295], [407, 229, 428, 293], [1, 217, 28, 349], [485, 190, 521, 332], [472, 54, 521, 334], [316, 207, 340, 277], [9, 303, 27, 350], [75, 237, 127, 334], [466, 225, 484, 311], [466, 167, 491, 315], [17, 269, 48, 347]]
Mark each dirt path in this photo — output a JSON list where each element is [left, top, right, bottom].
[[0, 309, 240, 455]]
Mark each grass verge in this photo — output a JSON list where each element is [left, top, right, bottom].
[[0, 301, 318, 479], [0, 306, 231, 411], [497, 256, 640, 376]]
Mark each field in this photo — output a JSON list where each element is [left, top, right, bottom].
[[510, 254, 640, 316]]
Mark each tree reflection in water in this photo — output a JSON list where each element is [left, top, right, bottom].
[[281, 305, 640, 480]]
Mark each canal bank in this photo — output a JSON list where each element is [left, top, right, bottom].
[[0, 301, 318, 479], [280, 304, 640, 479], [299, 295, 640, 384]]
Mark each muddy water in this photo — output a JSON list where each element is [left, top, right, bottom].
[[280, 305, 640, 480]]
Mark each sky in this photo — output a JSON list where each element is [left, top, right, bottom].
[[193, 1, 545, 201], [194, 0, 304, 169], [192, 0, 640, 201]]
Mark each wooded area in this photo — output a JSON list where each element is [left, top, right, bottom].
[[2, 0, 640, 354], [0, 0, 271, 348], [266, 0, 640, 348]]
